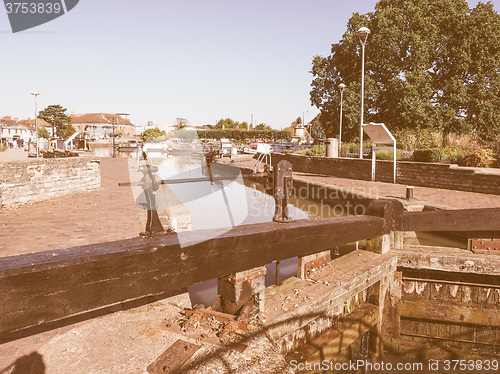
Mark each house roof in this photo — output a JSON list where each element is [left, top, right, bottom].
[[71, 113, 133, 126], [0, 116, 48, 130], [18, 117, 51, 129]]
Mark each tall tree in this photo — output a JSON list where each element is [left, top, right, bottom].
[[254, 123, 271, 130], [175, 118, 189, 129], [215, 118, 249, 129], [310, 0, 500, 142], [38, 105, 73, 138], [140, 127, 166, 142]]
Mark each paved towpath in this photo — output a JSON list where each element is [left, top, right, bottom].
[[0, 157, 143, 257], [229, 155, 500, 210], [0, 147, 30, 162]]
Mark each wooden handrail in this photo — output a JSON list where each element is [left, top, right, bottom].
[[0, 215, 384, 336], [402, 208, 500, 232]]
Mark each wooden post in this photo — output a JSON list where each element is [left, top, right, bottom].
[[218, 266, 267, 318], [366, 199, 404, 254], [366, 234, 391, 254], [366, 269, 401, 359]]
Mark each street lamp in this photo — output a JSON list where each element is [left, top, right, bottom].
[[338, 83, 346, 151], [302, 110, 308, 141], [31, 91, 39, 158], [357, 26, 370, 159], [111, 117, 116, 157]]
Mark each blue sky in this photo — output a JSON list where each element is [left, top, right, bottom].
[[1, 0, 498, 129]]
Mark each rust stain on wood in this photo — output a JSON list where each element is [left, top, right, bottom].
[[146, 340, 200, 374]]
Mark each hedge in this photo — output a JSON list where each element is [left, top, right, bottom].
[[196, 129, 291, 141]]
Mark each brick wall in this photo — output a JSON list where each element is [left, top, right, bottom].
[[272, 153, 500, 195], [0, 157, 101, 206]]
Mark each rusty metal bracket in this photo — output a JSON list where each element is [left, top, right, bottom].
[[469, 238, 500, 254], [273, 160, 293, 223]]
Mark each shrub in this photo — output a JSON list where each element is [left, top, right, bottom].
[[306, 145, 325, 156], [375, 149, 409, 161], [395, 128, 446, 151], [412, 148, 448, 163], [417, 129, 444, 149], [340, 142, 372, 157], [460, 148, 495, 168], [491, 140, 500, 168], [394, 128, 418, 151], [412, 146, 495, 167], [445, 133, 479, 149], [294, 149, 310, 155], [197, 129, 291, 141]]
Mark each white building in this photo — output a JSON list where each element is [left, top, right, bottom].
[[71, 113, 135, 140], [0, 117, 37, 146]]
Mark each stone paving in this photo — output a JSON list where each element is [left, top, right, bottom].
[[0, 148, 29, 162], [0, 156, 143, 257]]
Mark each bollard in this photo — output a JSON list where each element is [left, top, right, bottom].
[[325, 138, 339, 158], [406, 186, 414, 200]]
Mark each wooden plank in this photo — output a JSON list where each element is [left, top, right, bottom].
[[430, 281, 447, 341], [267, 250, 398, 349], [402, 208, 500, 232], [146, 340, 201, 374], [400, 297, 500, 327], [0, 215, 384, 336], [397, 248, 500, 276]]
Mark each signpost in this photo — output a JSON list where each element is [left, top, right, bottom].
[[362, 123, 396, 183], [28, 141, 37, 157]]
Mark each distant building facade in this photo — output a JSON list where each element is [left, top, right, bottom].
[[0, 116, 39, 146], [71, 113, 135, 140], [283, 120, 313, 143]]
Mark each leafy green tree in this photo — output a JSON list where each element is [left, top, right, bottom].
[[463, 2, 500, 140], [61, 125, 76, 138], [309, 114, 326, 139], [254, 123, 271, 130], [38, 105, 73, 138], [310, 0, 500, 142], [38, 126, 50, 139], [140, 127, 166, 142], [215, 118, 249, 130]]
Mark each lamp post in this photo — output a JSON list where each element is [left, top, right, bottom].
[[357, 26, 370, 159], [112, 117, 116, 158], [302, 110, 308, 141], [338, 83, 346, 151], [31, 91, 39, 158]]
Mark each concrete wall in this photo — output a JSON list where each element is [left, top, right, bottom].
[[272, 153, 500, 195], [0, 156, 101, 207]]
